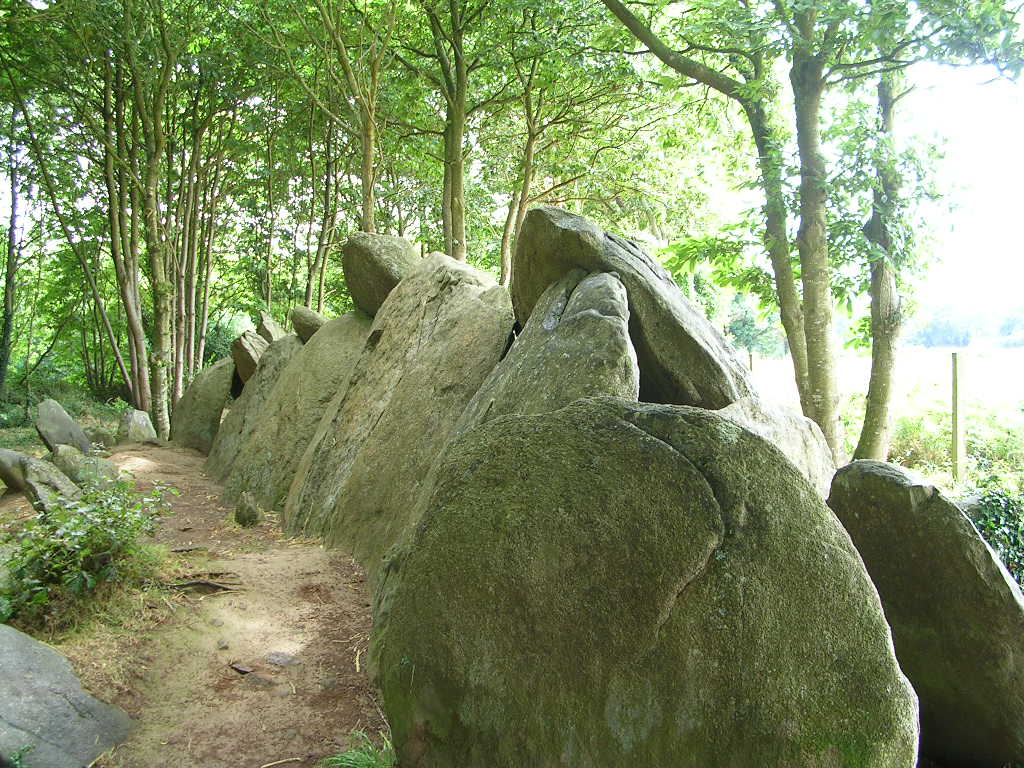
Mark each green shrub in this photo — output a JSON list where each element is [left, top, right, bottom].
[[319, 731, 396, 768], [0, 479, 170, 627], [965, 487, 1024, 587]]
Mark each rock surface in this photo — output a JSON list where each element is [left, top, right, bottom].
[[49, 445, 119, 488], [169, 358, 235, 455], [828, 460, 1024, 768], [284, 254, 513, 579], [372, 398, 918, 768], [35, 398, 92, 455], [341, 232, 420, 316], [207, 335, 303, 482], [23, 457, 80, 513], [220, 313, 372, 510], [231, 330, 269, 383], [117, 408, 158, 444], [86, 424, 117, 450], [454, 269, 639, 436], [0, 448, 26, 491], [511, 207, 754, 408], [0, 623, 133, 767], [290, 306, 327, 342], [234, 491, 261, 527], [718, 396, 835, 496], [257, 311, 287, 343]]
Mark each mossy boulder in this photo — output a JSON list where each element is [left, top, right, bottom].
[[207, 334, 303, 482], [231, 330, 269, 383], [372, 398, 918, 768], [116, 408, 158, 444], [829, 460, 1024, 767], [220, 312, 372, 510], [341, 232, 420, 316], [35, 398, 92, 455], [170, 357, 235, 455], [283, 254, 513, 580], [257, 310, 287, 343], [454, 269, 638, 436], [718, 395, 835, 496], [49, 445, 119, 488], [22, 457, 80, 513], [290, 306, 327, 342], [511, 207, 754, 408]]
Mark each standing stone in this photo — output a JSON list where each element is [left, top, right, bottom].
[[85, 424, 118, 450], [0, 448, 27, 492], [257, 310, 287, 343], [455, 268, 639, 436], [290, 306, 327, 342], [718, 396, 835, 497], [35, 398, 92, 455], [372, 398, 918, 768], [22, 457, 80, 513], [231, 330, 269, 383], [207, 335, 303, 481], [234, 491, 261, 527], [511, 207, 755, 408], [117, 408, 158, 444], [170, 358, 235, 455], [284, 254, 513, 580], [0, 624, 133, 767], [49, 445, 119, 489], [828, 460, 1024, 768], [220, 313, 372, 510], [341, 232, 420, 316]]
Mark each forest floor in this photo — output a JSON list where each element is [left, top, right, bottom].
[[2, 443, 386, 767]]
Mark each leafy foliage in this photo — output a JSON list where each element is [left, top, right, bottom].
[[0, 479, 171, 627], [318, 731, 396, 768], [965, 488, 1024, 587]]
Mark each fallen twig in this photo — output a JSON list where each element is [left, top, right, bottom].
[[166, 580, 238, 593], [259, 758, 302, 768]]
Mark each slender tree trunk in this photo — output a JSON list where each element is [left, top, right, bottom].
[[855, 73, 902, 460], [360, 111, 376, 233], [0, 105, 19, 398], [500, 131, 537, 285], [791, 50, 842, 460], [743, 100, 812, 416]]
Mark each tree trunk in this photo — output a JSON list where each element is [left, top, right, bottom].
[[742, 100, 812, 417], [791, 50, 842, 460], [0, 105, 18, 399], [855, 73, 902, 460]]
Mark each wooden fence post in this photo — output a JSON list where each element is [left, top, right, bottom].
[[952, 351, 966, 482]]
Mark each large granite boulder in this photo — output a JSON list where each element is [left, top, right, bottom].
[[511, 207, 754, 408], [169, 358, 235, 455], [828, 460, 1024, 767], [0, 448, 27, 492], [116, 408, 158, 444], [0, 624, 133, 767], [283, 254, 513, 579], [341, 232, 420, 316], [290, 306, 327, 342], [718, 396, 835, 497], [22, 457, 80, 514], [220, 313, 372, 510], [49, 445, 119, 489], [207, 334, 303, 481], [372, 398, 918, 768], [454, 269, 639, 436], [257, 310, 287, 343], [231, 330, 268, 383], [35, 398, 91, 455]]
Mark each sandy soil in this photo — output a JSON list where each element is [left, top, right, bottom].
[[63, 444, 386, 767]]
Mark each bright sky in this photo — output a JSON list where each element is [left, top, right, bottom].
[[904, 63, 1024, 319]]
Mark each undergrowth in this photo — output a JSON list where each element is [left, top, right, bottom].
[[963, 486, 1024, 587], [319, 731, 396, 768], [0, 479, 172, 631]]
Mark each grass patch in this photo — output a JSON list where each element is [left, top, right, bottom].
[[1, 479, 172, 632], [319, 731, 396, 768]]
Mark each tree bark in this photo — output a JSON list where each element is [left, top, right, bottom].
[[855, 73, 902, 460], [790, 44, 842, 460], [0, 105, 19, 399]]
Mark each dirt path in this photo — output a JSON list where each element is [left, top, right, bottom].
[[70, 444, 386, 767]]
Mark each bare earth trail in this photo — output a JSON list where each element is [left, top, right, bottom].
[[77, 444, 385, 767]]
